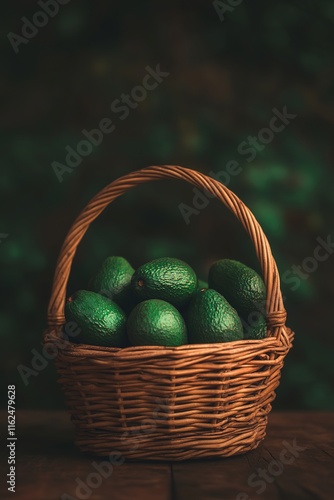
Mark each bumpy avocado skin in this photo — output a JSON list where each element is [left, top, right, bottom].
[[208, 259, 267, 331], [131, 257, 198, 308], [185, 289, 243, 343], [65, 290, 127, 347], [91, 256, 135, 311], [127, 299, 188, 347]]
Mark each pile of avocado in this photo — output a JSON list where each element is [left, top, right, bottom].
[[65, 256, 267, 348]]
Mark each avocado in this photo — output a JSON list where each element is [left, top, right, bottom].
[[131, 257, 197, 308], [127, 299, 187, 347], [208, 259, 267, 335], [65, 290, 127, 347], [185, 288, 243, 343], [242, 313, 267, 340], [91, 256, 135, 311]]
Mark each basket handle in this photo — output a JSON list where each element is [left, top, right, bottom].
[[47, 165, 287, 340]]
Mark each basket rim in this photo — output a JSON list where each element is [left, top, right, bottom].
[[43, 326, 294, 359]]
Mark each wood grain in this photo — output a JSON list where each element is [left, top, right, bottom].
[[1, 411, 333, 500], [172, 412, 334, 500]]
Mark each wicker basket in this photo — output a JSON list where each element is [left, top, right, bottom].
[[44, 165, 294, 461]]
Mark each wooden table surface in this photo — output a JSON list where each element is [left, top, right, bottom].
[[1, 411, 333, 500]]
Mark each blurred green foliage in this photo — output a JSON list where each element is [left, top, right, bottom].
[[1, 0, 334, 409]]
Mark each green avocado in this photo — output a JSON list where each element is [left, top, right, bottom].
[[242, 313, 267, 340], [208, 259, 267, 336], [91, 256, 135, 311], [131, 257, 197, 308], [65, 290, 127, 347], [185, 289, 243, 343], [127, 299, 187, 347]]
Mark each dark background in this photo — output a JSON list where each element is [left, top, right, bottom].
[[1, 0, 334, 410]]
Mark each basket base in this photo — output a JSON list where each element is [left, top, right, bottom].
[[74, 419, 267, 461], [51, 328, 294, 461]]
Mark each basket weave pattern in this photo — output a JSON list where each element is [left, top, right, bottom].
[[45, 166, 293, 460]]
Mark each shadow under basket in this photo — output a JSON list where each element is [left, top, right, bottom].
[[44, 165, 294, 461]]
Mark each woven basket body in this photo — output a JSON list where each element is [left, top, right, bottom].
[[45, 166, 293, 460]]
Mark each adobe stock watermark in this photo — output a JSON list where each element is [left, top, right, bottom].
[[52, 64, 169, 183], [61, 396, 172, 500], [60, 451, 125, 500], [236, 439, 307, 499], [213, 0, 244, 22], [17, 321, 81, 386], [120, 395, 172, 452], [282, 233, 334, 292], [7, 0, 71, 55], [178, 106, 297, 224]]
